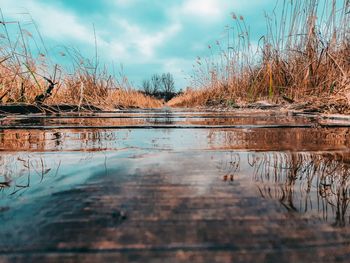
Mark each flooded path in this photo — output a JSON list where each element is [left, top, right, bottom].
[[1, 109, 350, 262]]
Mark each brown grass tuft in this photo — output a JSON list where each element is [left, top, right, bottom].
[[168, 0, 350, 111]]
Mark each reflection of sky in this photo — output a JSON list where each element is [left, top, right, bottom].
[[1, 0, 341, 90], [1, 148, 349, 226]]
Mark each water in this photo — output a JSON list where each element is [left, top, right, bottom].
[[0, 109, 350, 262]]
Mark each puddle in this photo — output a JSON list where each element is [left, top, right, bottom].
[[0, 110, 350, 261], [0, 110, 327, 128]]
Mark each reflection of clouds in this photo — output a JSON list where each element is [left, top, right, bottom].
[[1, 118, 350, 228], [0, 150, 123, 198]]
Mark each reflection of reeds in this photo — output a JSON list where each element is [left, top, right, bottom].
[[249, 152, 350, 226], [169, 0, 350, 109], [0, 129, 126, 152], [217, 152, 241, 182], [207, 128, 350, 152], [0, 154, 60, 195]]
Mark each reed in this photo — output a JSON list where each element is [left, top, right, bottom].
[[168, 0, 350, 110], [0, 12, 162, 109]]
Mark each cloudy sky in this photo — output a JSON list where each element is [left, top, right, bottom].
[[1, 0, 279, 89]]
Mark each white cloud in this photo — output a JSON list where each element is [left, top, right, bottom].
[[112, 19, 181, 59], [0, 0, 182, 62], [178, 0, 277, 22], [181, 0, 230, 19], [1, 0, 96, 45]]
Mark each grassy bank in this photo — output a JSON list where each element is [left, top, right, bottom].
[[168, 0, 349, 113], [0, 13, 162, 110], [0, 61, 163, 109]]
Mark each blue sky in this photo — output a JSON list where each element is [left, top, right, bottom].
[[1, 0, 281, 89]]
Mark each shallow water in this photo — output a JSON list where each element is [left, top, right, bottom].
[[0, 110, 350, 262]]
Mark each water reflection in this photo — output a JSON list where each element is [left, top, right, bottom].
[[1, 127, 350, 152], [247, 152, 350, 227], [0, 111, 316, 128], [0, 129, 126, 152], [208, 128, 350, 151], [1, 123, 350, 228], [0, 153, 61, 196], [146, 112, 175, 125], [217, 152, 241, 182]]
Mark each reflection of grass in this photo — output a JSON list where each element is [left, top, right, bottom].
[[0, 181, 10, 189], [168, 1, 349, 109], [0, 129, 123, 152], [0, 12, 162, 109], [249, 152, 350, 227], [217, 152, 240, 182], [0, 155, 57, 195]]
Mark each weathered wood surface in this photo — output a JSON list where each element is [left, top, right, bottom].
[[1, 110, 350, 262], [1, 150, 350, 262]]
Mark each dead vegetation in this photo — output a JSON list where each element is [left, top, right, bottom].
[[168, 0, 350, 113], [0, 11, 162, 110]]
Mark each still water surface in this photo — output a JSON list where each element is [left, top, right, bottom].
[[0, 110, 350, 262]]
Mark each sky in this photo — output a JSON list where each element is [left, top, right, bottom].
[[1, 0, 281, 90]]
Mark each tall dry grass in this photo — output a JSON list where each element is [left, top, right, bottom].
[[169, 0, 350, 109], [0, 12, 162, 109]]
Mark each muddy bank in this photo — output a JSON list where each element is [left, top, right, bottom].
[[200, 99, 350, 115], [0, 104, 102, 115], [167, 93, 350, 115]]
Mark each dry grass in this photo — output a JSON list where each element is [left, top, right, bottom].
[[0, 62, 163, 109], [169, 0, 350, 110], [105, 89, 163, 109], [45, 70, 163, 109], [0, 13, 162, 110]]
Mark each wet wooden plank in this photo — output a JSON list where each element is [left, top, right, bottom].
[[1, 110, 350, 262]]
